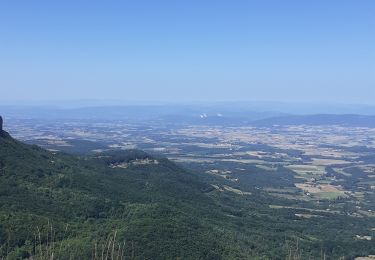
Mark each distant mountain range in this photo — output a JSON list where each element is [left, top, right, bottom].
[[251, 114, 375, 128], [0, 104, 282, 122], [2, 105, 375, 128]]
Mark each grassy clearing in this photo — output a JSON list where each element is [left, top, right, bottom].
[[295, 183, 347, 200], [286, 165, 325, 178]]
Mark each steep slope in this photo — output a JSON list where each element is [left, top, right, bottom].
[[0, 130, 250, 259]]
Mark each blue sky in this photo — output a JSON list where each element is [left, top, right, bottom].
[[0, 0, 374, 104]]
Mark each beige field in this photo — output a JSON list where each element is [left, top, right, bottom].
[[310, 158, 351, 166], [223, 185, 252, 195], [256, 165, 277, 171], [295, 213, 321, 218], [46, 140, 72, 146], [269, 205, 339, 214], [210, 184, 251, 196]]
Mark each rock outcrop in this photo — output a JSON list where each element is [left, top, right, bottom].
[[0, 116, 2, 131]]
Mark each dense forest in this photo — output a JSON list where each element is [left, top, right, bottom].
[[1, 129, 375, 259]]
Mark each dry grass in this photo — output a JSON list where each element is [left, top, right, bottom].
[[1, 222, 133, 260]]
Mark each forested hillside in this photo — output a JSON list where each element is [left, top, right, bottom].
[[1, 129, 375, 259]]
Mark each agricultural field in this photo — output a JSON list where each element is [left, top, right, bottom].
[[3, 111, 375, 258], [6, 118, 375, 214]]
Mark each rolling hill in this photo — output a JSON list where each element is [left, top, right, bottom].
[[252, 114, 375, 128]]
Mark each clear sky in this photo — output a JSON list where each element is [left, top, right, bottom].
[[0, 0, 374, 104]]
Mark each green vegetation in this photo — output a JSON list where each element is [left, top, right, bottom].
[[1, 130, 375, 259]]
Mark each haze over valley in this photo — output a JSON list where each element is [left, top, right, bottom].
[[1, 0, 375, 259]]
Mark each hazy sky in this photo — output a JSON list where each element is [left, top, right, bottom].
[[0, 0, 374, 104]]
